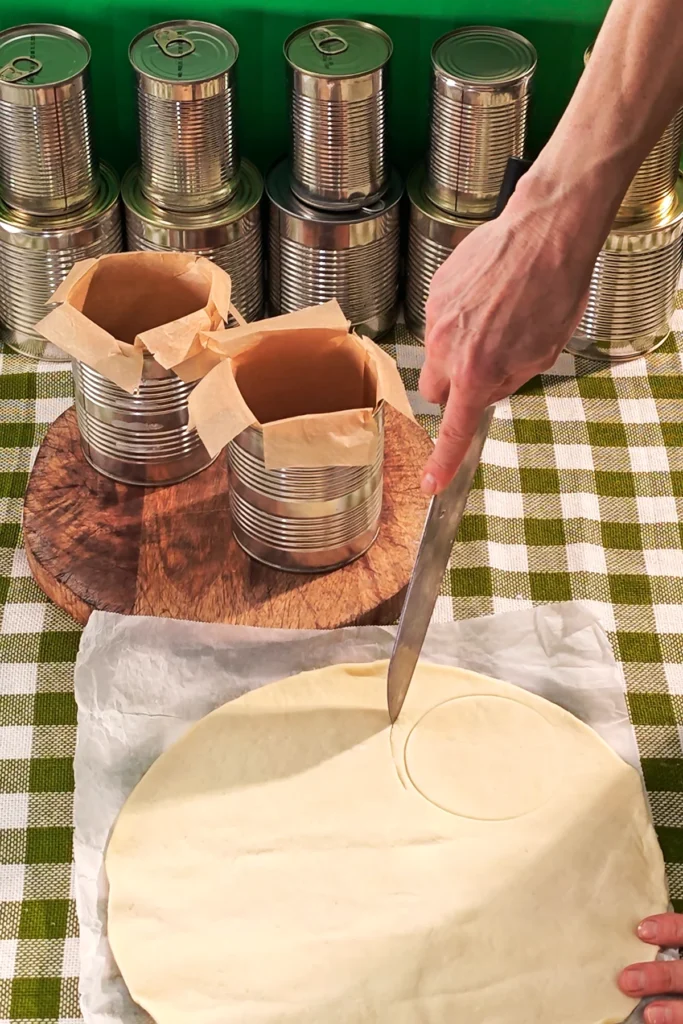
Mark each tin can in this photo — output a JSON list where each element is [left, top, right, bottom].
[[267, 159, 401, 339], [0, 23, 97, 216], [405, 164, 479, 340], [426, 26, 536, 219], [285, 19, 392, 210], [130, 20, 239, 212], [0, 163, 122, 362], [123, 159, 263, 325], [584, 45, 683, 223], [73, 355, 214, 486], [566, 177, 683, 362], [229, 404, 384, 572]]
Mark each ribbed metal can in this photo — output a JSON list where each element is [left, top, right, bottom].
[[285, 20, 392, 211], [426, 26, 536, 219], [130, 20, 239, 212], [0, 162, 122, 362], [566, 177, 683, 362], [123, 159, 264, 325], [405, 164, 479, 340], [585, 45, 683, 223], [267, 159, 401, 339], [0, 23, 98, 216], [229, 404, 384, 572], [73, 355, 214, 487]]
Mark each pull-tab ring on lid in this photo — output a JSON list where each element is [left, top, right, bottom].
[[0, 56, 43, 83], [153, 28, 196, 58], [309, 27, 348, 56]]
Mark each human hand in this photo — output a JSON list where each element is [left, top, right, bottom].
[[619, 914, 683, 1023], [418, 188, 594, 494]]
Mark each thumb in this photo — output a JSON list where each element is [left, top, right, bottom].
[[421, 386, 488, 495]]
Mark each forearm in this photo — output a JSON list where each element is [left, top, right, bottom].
[[512, 0, 683, 251]]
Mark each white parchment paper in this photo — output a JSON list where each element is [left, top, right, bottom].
[[73, 602, 655, 1024]]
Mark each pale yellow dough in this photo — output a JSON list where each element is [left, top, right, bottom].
[[106, 661, 668, 1024]]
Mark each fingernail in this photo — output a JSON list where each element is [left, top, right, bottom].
[[621, 968, 646, 994], [421, 473, 437, 496], [638, 919, 659, 941], [646, 1004, 673, 1024]]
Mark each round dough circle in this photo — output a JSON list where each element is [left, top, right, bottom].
[[404, 695, 557, 819], [106, 661, 668, 1024]]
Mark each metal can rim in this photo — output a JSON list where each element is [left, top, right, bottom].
[[284, 19, 393, 79], [604, 174, 683, 249], [122, 159, 261, 228], [0, 162, 119, 239], [267, 159, 402, 222], [0, 22, 91, 88], [431, 25, 537, 87], [129, 19, 239, 82], [407, 164, 480, 228]]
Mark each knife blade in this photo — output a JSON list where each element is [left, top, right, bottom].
[[387, 406, 495, 722]]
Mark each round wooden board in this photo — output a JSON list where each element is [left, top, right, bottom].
[[23, 406, 432, 630]]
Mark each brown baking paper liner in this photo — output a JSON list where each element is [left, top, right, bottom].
[[34, 252, 235, 393], [188, 301, 415, 470]]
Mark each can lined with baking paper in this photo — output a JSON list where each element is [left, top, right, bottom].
[[228, 405, 384, 572], [130, 20, 239, 212], [286, 19, 392, 211], [405, 164, 479, 340], [267, 159, 401, 339], [0, 23, 97, 216], [0, 163, 122, 362], [566, 177, 683, 362], [585, 45, 683, 224], [123, 159, 264, 325], [73, 354, 215, 487], [426, 26, 536, 219]]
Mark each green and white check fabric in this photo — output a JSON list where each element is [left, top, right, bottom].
[[1, 289, 683, 1020]]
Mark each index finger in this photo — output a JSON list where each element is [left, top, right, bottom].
[[421, 384, 489, 495]]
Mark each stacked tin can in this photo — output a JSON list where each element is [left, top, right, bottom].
[[405, 26, 537, 339], [0, 23, 123, 361], [566, 46, 683, 362], [267, 20, 401, 339]]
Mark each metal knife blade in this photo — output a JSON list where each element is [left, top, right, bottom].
[[387, 406, 495, 722]]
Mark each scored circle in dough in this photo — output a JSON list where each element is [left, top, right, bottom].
[[106, 661, 668, 1024]]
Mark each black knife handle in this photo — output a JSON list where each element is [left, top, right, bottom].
[[493, 156, 533, 218]]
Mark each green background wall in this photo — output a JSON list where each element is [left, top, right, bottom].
[[1, 0, 611, 179]]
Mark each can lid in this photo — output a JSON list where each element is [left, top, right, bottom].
[[604, 174, 683, 251], [0, 162, 119, 234], [284, 20, 392, 78], [407, 164, 478, 228], [0, 23, 90, 87], [129, 20, 238, 83], [267, 158, 402, 221], [123, 159, 262, 226], [432, 26, 536, 85], [584, 43, 593, 66]]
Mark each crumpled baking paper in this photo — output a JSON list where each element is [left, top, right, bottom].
[[72, 602, 671, 1024]]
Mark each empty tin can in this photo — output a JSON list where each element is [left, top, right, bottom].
[[73, 355, 214, 486], [566, 177, 683, 362], [405, 164, 479, 340], [0, 162, 122, 362], [427, 26, 536, 218], [0, 23, 98, 216], [285, 19, 392, 210], [585, 45, 683, 223], [123, 159, 264, 324], [130, 20, 239, 212], [229, 405, 384, 572], [267, 159, 401, 339]]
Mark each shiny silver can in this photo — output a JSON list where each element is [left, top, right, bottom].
[[585, 46, 683, 223], [123, 159, 264, 325], [0, 23, 98, 216], [0, 162, 122, 362], [229, 404, 384, 572], [405, 164, 479, 340], [566, 177, 683, 362], [130, 20, 239, 212], [267, 159, 401, 339], [285, 19, 392, 210], [427, 26, 536, 218], [73, 355, 214, 487]]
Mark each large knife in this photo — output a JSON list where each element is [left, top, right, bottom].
[[387, 406, 494, 722]]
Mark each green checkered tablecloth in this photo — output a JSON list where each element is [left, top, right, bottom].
[[2, 300, 683, 1021]]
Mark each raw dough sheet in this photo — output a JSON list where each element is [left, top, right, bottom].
[[73, 602, 652, 1024]]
